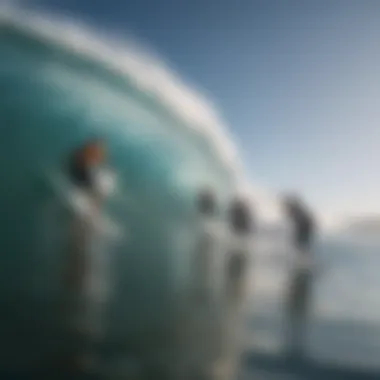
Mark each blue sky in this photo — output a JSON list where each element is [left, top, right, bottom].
[[23, 0, 380, 221]]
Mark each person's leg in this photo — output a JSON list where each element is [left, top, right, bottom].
[[285, 273, 304, 358], [288, 275, 311, 359]]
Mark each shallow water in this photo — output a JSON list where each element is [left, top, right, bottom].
[[248, 237, 380, 371]]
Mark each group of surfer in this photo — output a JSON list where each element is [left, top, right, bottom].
[[196, 188, 254, 296], [61, 138, 316, 375], [66, 139, 255, 302]]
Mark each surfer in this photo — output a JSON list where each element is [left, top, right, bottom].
[[63, 138, 108, 299], [179, 188, 219, 378], [217, 197, 253, 380], [226, 197, 253, 301], [283, 194, 315, 253], [192, 188, 218, 301], [282, 194, 316, 359], [61, 138, 109, 374]]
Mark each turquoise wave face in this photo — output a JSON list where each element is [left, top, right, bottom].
[[0, 14, 243, 373]]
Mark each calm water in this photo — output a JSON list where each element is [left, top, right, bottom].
[[248, 237, 380, 371]]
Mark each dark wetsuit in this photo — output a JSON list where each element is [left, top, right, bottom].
[[229, 200, 254, 236], [285, 202, 315, 356], [227, 200, 254, 294], [289, 205, 314, 252], [287, 204, 315, 312]]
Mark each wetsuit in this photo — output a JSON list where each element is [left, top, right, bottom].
[[289, 204, 314, 251], [229, 200, 254, 236], [285, 201, 315, 357]]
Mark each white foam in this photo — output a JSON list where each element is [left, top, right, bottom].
[[0, 5, 284, 224], [0, 6, 242, 178]]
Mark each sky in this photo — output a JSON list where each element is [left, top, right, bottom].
[[15, 0, 380, 224]]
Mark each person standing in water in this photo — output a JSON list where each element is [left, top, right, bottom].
[[193, 188, 218, 301], [226, 197, 254, 302], [179, 188, 219, 379], [283, 194, 316, 359], [214, 197, 254, 380], [61, 138, 109, 374]]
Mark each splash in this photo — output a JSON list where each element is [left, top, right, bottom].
[[0, 7, 253, 375]]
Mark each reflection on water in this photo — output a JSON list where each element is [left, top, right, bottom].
[[248, 237, 380, 373]]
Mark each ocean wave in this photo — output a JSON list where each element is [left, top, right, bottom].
[[0, 6, 261, 370], [0, 5, 285, 222], [1, 7, 242, 182]]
